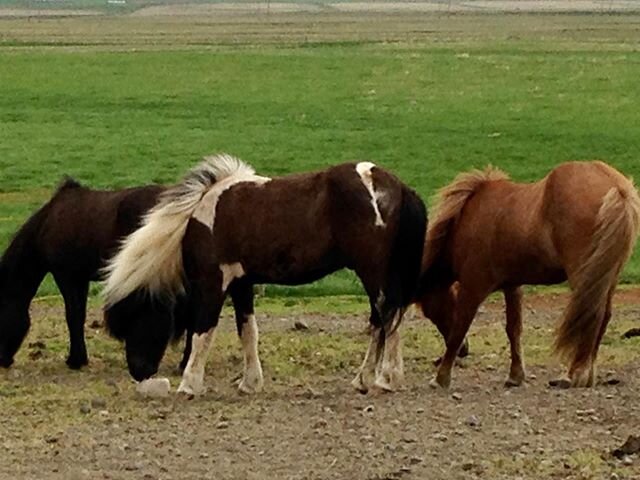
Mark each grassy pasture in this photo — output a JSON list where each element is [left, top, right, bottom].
[[1, 12, 640, 296]]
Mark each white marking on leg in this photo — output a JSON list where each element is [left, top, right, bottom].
[[352, 327, 380, 393], [238, 315, 264, 394], [375, 312, 405, 391], [355, 162, 386, 227], [193, 174, 271, 230], [177, 328, 217, 396], [220, 262, 245, 292]]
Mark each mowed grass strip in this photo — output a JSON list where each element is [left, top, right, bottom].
[[1, 13, 640, 296]]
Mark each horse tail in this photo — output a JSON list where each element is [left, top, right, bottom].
[[418, 165, 509, 293], [554, 179, 640, 365], [394, 186, 429, 308], [377, 184, 427, 352], [102, 154, 255, 309]]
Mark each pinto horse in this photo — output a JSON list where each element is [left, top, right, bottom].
[[418, 161, 640, 389], [0, 178, 188, 369], [103, 154, 427, 395]]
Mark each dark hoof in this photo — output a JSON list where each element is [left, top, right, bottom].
[[66, 356, 89, 370], [548, 378, 571, 389], [0, 357, 14, 368], [504, 378, 523, 388]]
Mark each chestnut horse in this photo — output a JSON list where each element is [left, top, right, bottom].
[[103, 154, 427, 395], [0, 179, 191, 370], [418, 161, 640, 389]]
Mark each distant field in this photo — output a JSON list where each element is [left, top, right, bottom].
[[1, 11, 640, 295]]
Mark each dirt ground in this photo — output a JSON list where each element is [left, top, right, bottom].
[[1, 290, 639, 479]]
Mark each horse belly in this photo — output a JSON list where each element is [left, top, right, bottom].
[[241, 239, 342, 286]]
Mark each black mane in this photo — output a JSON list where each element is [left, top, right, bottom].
[[55, 176, 83, 194]]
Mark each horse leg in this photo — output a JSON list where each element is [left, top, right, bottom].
[[504, 286, 526, 387], [431, 285, 486, 390], [230, 281, 263, 394], [373, 309, 405, 392], [177, 271, 224, 396], [179, 334, 192, 373], [352, 325, 382, 394], [54, 275, 89, 369], [173, 295, 193, 372]]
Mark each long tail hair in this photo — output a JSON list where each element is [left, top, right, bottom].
[[374, 184, 428, 360], [554, 178, 640, 364], [419, 166, 509, 287], [102, 154, 255, 308]]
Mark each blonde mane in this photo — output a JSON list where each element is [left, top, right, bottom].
[[102, 154, 254, 307], [422, 165, 509, 271]]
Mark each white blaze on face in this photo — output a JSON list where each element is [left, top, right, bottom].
[[192, 174, 271, 230], [238, 315, 264, 394], [220, 262, 245, 292], [177, 328, 218, 396], [356, 162, 386, 227]]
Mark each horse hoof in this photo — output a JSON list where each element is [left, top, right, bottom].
[[504, 378, 523, 388], [429, 377, 449, 390], [177, 379, 206, 397], [351, 375, 369, 394], [66, 356, 88, 370], [548, 378, 572, 389], [373, 374, 397, 393], [238, 378, 264, 395]]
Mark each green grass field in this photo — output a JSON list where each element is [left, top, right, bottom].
[[1, 11, 640, 296]]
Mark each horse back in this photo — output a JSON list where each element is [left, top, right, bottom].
[[37, 184, 164, 276], [183, 162, 412, 286], [449, 176, 563, 286]]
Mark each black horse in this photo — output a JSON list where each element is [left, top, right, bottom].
[[0, 178, 191, 370], [103, 155, 427, 395]]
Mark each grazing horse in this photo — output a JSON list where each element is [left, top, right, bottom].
[[417, 161, 640, 389], [103, 154, 427, 395], [0, 178, 184, 369]]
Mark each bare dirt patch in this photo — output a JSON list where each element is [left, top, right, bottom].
[[1, 290, 640, 479]]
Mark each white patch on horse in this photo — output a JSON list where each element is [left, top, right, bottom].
[[192, 173, 271, 230], [238, 315, 264, 394], [374, 313, 405, 391], [355, 162, 386, 227], [351, 326, 380, 393], [177, 328, 217, 396], [220, 262, 245, 292]]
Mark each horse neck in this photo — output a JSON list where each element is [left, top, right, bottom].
[[0, 218, 47, 305]]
